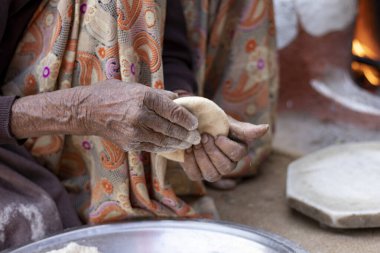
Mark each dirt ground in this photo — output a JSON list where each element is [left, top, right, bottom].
[[208, 151, 380, 253]]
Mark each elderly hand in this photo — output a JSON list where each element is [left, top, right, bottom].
[[80, 80, 201, 152], [179, 116, 269, 182], [11, 80, 200, 152]]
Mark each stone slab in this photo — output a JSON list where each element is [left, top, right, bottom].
[[209, 151, 380, 253], [287, 142, 380, 228]]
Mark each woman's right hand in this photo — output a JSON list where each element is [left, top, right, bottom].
[[78, 80, 200, 152], [11, 80, 200, 152]]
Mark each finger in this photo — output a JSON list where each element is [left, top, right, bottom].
[[180, 149, 203, 181], [142, 111, 201, 145], [228, 117, 269, 143], [143, 91, 198, 131], [154, 88, 178, 100], [193, 144, 221, 182], [201, 134, 236, 176], [215, 136, 248, 162], [139, 127, 193, 150], [128, 142, 176, 153]]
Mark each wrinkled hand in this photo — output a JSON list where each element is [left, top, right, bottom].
[[180, 116, 269, 182], [79, 80, 200, 152]]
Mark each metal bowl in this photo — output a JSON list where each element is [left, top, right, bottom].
[[8, 220, 307, 253]]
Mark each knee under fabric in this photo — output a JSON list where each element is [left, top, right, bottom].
[[159, 97, 229, 163]]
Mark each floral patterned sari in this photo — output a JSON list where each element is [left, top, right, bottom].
[[2, 0, 278, 223]]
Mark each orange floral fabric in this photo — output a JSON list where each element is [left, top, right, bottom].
[[2, 0, 278, 223], [181, 0, 278, 177]]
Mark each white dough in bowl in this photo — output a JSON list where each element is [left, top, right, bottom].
[[159, 97, 229, 163], [45, 242, 101, 253]]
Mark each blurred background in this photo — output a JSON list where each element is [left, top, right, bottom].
[[273, 0, 380, 156]]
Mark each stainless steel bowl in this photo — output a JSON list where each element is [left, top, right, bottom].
[[8, 220, 308, 253]]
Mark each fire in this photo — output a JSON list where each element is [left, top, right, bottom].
[[352, 39, 380, 86], [352, 39, 367, 57]]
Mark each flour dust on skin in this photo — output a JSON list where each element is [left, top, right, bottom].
[[0, 203, 46, 243]]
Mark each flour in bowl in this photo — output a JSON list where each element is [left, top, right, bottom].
[[45, 242, 101, 253]]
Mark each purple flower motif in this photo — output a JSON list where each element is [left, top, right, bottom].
[[42, 66, 50, 78], [82, 140, 91, 150], [105, 58, 120, 79], [80, 3, 87, 14], [162, 198, 176, 207], [257, 58, 265, 70], [130, 63, 136, 76]]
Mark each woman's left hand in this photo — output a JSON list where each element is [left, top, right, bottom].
[[179, 116, 269, 182]]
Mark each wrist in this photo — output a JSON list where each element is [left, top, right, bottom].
[[68, 86, 94, 135], [10, 87, 90, 139]]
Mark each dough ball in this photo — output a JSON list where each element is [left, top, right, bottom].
[[159, 97, 229, 162]]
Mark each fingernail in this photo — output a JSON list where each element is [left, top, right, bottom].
[[188, 131, 201, 145], [260, 124, 270, 131], [188, 119, 199, 131], [190, 123, 198, 131], [201, 134, 208, 144]]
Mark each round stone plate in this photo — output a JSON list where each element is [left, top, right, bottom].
[[287, 142, 380, 228]]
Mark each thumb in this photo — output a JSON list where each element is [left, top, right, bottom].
[[228, 117, 269, 144]]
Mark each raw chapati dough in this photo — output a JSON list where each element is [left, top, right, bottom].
[[45, 242, 101, 253], [159, 97, 229, 162]]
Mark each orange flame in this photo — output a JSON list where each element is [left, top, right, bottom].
[[352, 39, 380, 86]]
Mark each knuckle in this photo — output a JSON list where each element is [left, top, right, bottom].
[[179, 128, 191, 141], [143, 90, 163, 110], [165, 122, 175, 135], [156, 134, 167, 145], [170, 105, 185, 121], [205, 145, 219, 157], [142, 90, 154, 104]]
